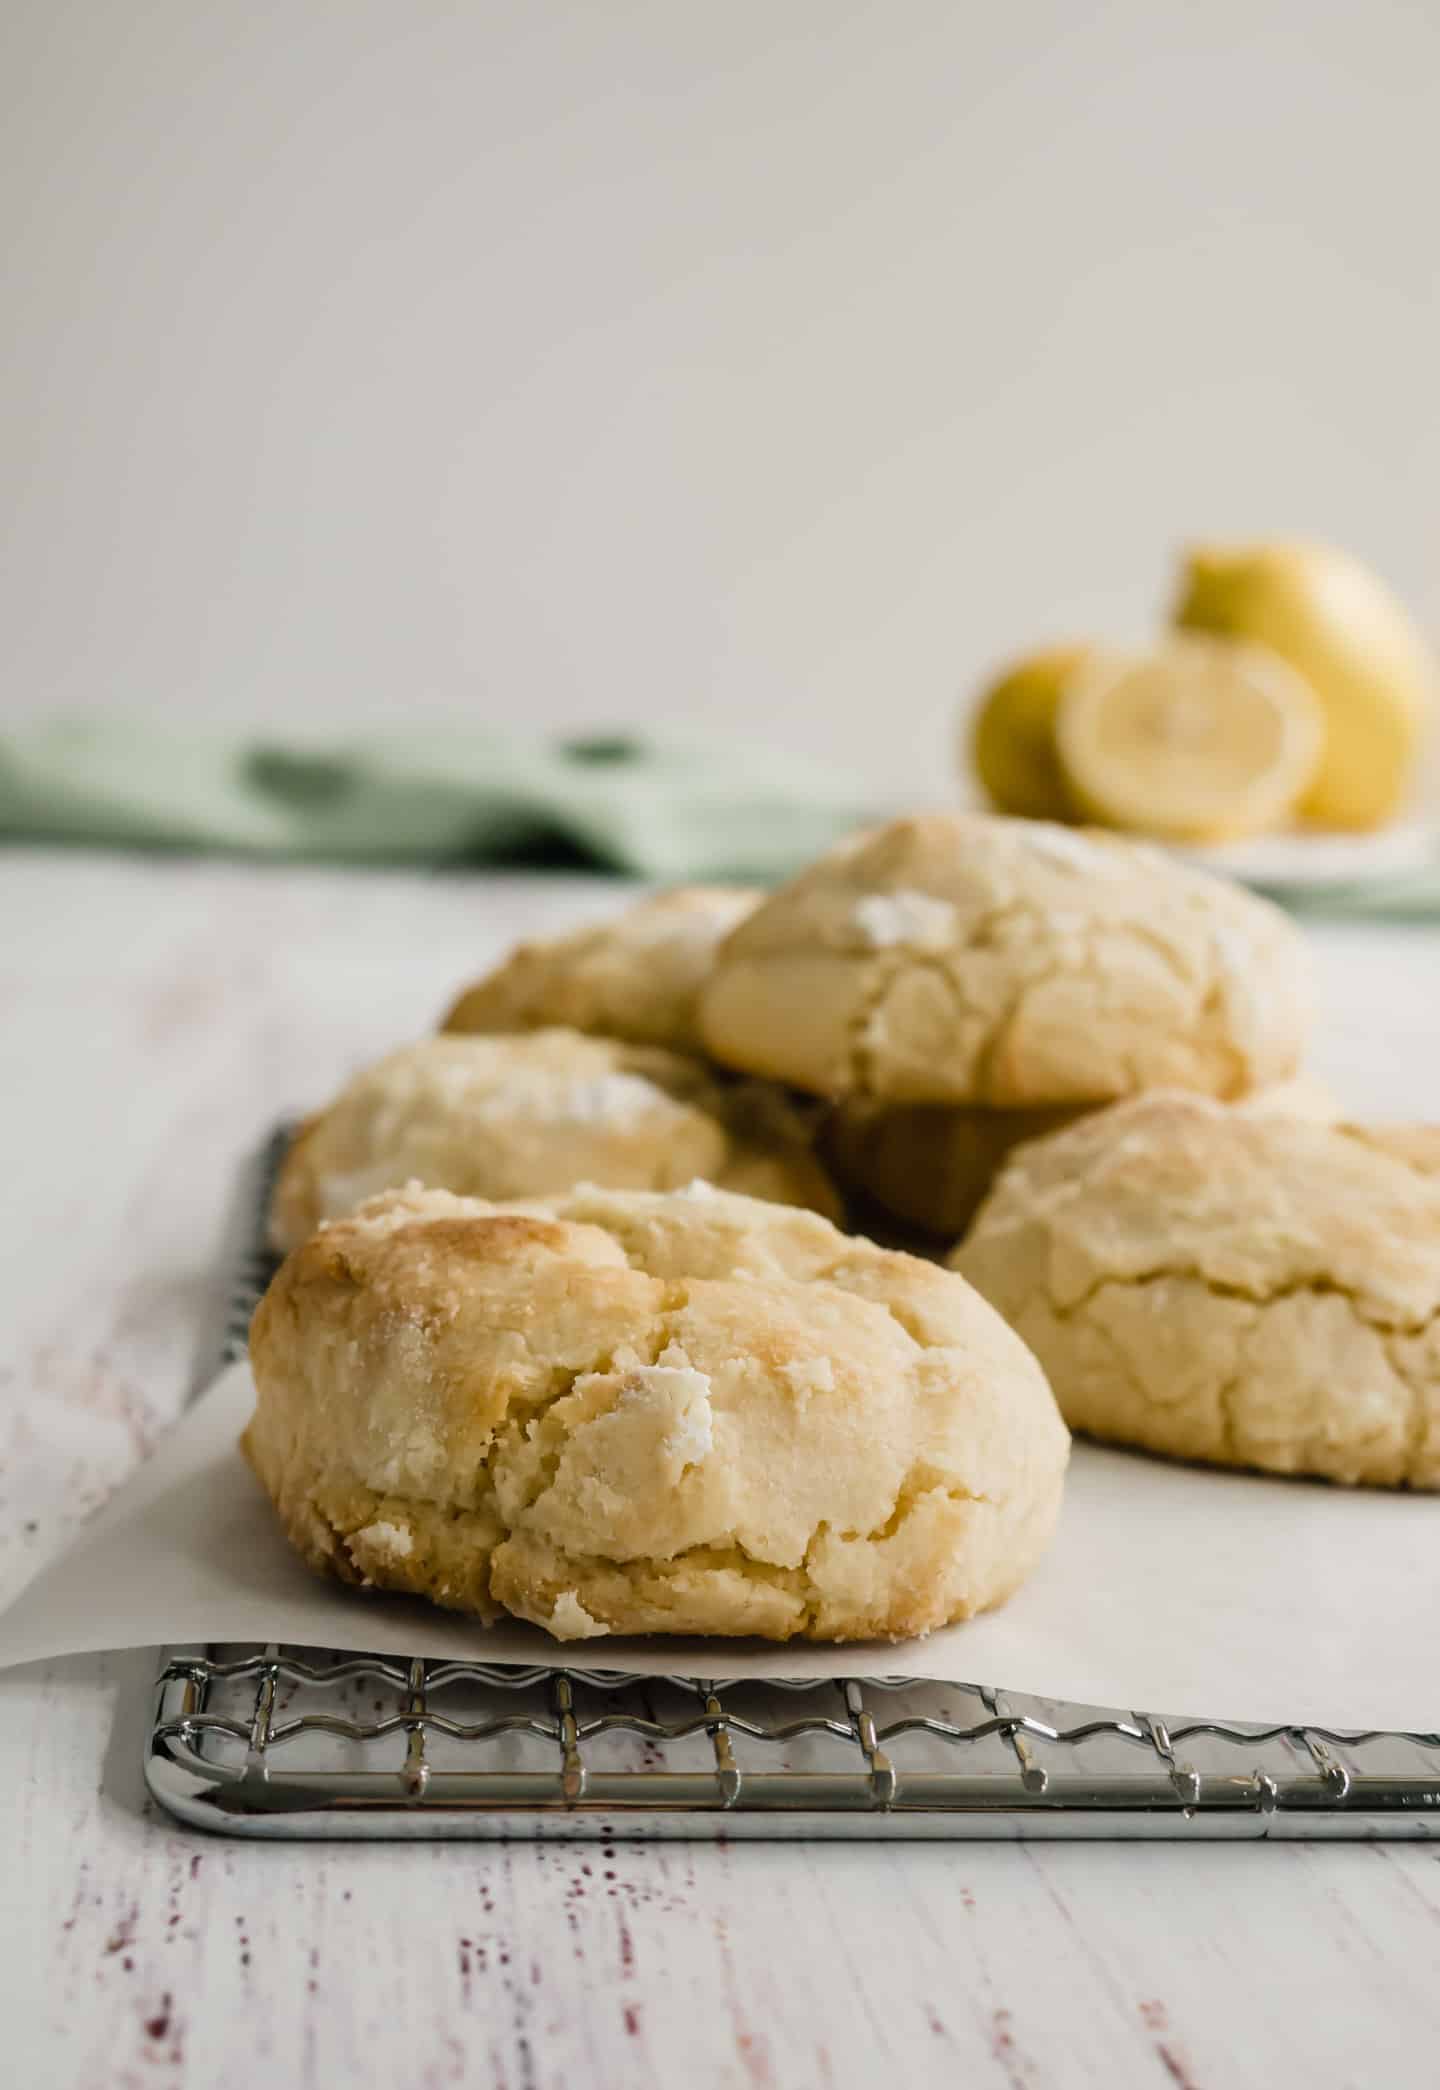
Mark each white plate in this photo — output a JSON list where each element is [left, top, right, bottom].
[[1179, 819, 1440, 893]]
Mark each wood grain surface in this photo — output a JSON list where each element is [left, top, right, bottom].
[[3, 849, 1438, 2090]]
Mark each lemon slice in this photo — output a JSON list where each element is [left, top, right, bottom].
[[1055, 635, 1324, 841]]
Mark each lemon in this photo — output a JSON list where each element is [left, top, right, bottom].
[[1054, 634, 1324, 840], [969, 644, 1091, 819], [1174, 540, 1435, 830]]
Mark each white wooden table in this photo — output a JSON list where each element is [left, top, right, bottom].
[[3, 849, 1439, 2090]]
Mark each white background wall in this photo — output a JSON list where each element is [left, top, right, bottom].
[[2, 0, 1437, 796]]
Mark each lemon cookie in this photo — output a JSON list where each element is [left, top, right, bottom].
[[699, 814, 1309, 1107], [952, 1095, 1440, 1488], [270, 1029, 840, 1252], [246, 1182, 1069, 1641], [442, 886, 758, 1054]]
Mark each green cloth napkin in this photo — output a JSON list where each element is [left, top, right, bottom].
[[4, 717, 1438, 912], [1262, 870, 1440, 922], [0, 719, 879, 883]]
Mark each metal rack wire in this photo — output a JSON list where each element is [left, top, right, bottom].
[[144, 1131, 1440, 1840]]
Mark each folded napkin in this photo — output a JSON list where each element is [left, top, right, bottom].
[[0, 719, 878, 883], [5, 717, 1438, 911]]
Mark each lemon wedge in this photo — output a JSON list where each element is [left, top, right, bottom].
[[969, 644, 1091, 819], [1174, 540, 1435, 830], [1054, 634, 1324, 840]]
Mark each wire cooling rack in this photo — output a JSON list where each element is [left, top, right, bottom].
[[144, 1131, 1440, 1841]]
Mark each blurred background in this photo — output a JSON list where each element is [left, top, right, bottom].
[[2, 0, 1437, 805]]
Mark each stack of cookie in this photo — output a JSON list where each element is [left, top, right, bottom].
[[246, 810, 1438, 1649]]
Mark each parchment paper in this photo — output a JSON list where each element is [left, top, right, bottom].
[[1, 1360, 1435, 1729]]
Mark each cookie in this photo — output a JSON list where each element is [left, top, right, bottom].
[[699, 813, 1309, 1105], [246, 1182, 1069, 1641], [442, 886, 758, 1054], [952, 1094, 1440, 1487], [269, 1029, 840, 1251], [826, 1070, 1338, 1242]]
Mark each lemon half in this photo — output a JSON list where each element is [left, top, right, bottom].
[[1055, 634, 1324, 841], [1174, 540, 1435, 830]]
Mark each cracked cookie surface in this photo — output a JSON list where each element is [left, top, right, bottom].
[[246, 1182, 1070, 1641], [270, 1029, 841, 1251], [442, 885, 758, 1053], [952, 1094, 1440, 1487], [698, 813, 1309, 1105]]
